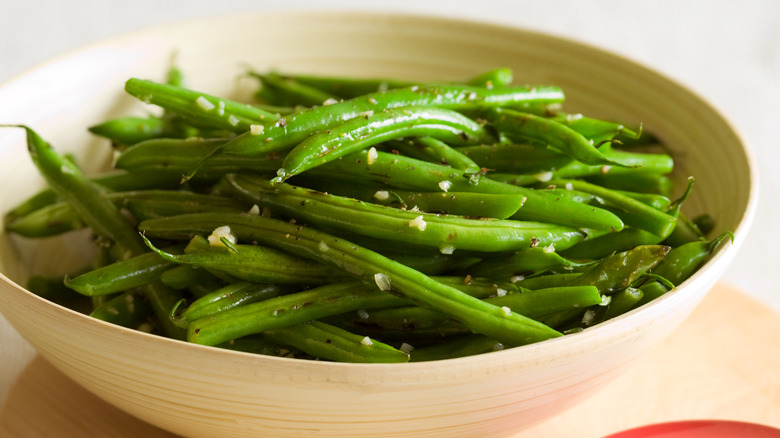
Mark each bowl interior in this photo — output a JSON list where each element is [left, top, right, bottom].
[[0, 11, 757, 438]]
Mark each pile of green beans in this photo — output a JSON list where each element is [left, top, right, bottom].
[[3, 66, 732, 363]]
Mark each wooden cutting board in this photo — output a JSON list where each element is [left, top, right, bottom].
[[2, 283, 779, 437]]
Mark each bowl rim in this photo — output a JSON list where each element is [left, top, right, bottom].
[[0, 9, 760, 373]]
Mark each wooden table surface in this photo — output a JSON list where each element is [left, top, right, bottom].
[[1, 283, 779, 437]]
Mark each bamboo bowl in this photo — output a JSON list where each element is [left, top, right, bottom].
[[0, 11, 757, 438]]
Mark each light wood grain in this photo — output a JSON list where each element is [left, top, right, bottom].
[[2, 284, 777, 437]]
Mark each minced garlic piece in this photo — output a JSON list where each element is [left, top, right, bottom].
[[228, 115, 240, 126], [374, 273, 391, 291], [374, 190, 390, 201], [439, 245, 455, 255], [360, 336, 374, 346], [196, 96, 215, 111], [367, 147, 378, 165], [207, 226, 236, 247], [501, 306, 512, 316], [533, 171, 554, 182], [438, 180, 452, 192], [409, 215, 427, 231], [250, 124, 265, 135]]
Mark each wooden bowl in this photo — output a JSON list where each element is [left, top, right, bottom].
[[0, 11, 757, 438]]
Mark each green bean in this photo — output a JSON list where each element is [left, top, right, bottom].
[[548, 179, 676, 237], [386, 137, 483, 176], [409, 335, 503, 362], [307, 149, 625, 231], [146, 235, 347, 286], [5, 169, 183, 222], [585, 171, 672, 196], [569, 244, 670, 294], [205, 83, 564, 163], [467, 247, 595, 279], [274, 106, 494, 182], [6, 190, 245, 238], [651, 231, 733, 286], [114, 137, 281, 178], [10, 125, 189, 337], [125, 78, 280, 132], [138, 212, 563, 346], [465, 67, 514, 88], [512, 272, 582, 289], [275, 67, 515, 99], [483, 108, 635, 167], [90, 290, 153, 329], [217, 336, 304, 358], [549, 113, 638, 145], [264, 321, 410, 363], [692, 213, 716, 236], [632, 280, 671, 309], [583, 287, 644, 327], [354, 285, 601, 335], [560, 227, 662, 261], [184, 281, 400, 345], [458, 143, 573, 175], [159, 264, 224, 292], [172, 282, 289, 327], [252, 71, 338, 107], [227, 174, 585, 253], [65, 248, 181, 296], [88, 116, 171, 146]]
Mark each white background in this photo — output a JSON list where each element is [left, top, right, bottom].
[[1, 0, 779, 406]]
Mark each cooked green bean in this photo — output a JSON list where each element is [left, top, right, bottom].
[[146, 235, 347, 286], [264, 321, 410, 363], [125, 78, 280, 132], [139, 212, 563, 346], [227, 174, 585, 253], [65, 248, 180, 296], [274, 106, 494, 182]]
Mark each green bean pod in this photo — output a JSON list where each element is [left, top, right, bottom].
[[387, 137, 483, 176], [125, 78, 280, 132], [409, 335, 503, 362], [467, 247, 595, 279], [264, 321, 410, 363], [173, 282, 289, 326], [6, 190, 245, 238], [274, 106, 494, 181], [252, 71, 338, 107], [226, 174, 585, 253], [88, 116, 171, 146], [274, 67, 515, 99], [549, 179, 677, 237], [569, 244, 671, 294], [651, 231, 733, 286], [483, 108, 635, 167], [65, 248, 181, 296], [458, 143, 573, 174], [159, 264, 224, 292], [212, 83, 565, 159], [306, 149, 625, 231], [90, 290, 153, 329], [138, 212, 563, 347], [146, 235, 347, 286], [184, 281, 405, 345]]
